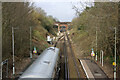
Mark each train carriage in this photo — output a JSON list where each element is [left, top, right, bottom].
[[19, 47, 60, 80]]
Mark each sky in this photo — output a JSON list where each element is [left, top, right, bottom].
[[34, 0, 94, 22]]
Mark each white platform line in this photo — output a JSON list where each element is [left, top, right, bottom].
[[80, 60, 89, 79]]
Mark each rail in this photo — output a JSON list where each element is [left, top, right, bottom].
[[66, 33, 80, 78]]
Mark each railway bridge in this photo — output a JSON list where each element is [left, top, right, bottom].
[[54, 22, 71, 32]]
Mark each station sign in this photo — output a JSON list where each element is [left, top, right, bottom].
[[113, 62, 116, 66], [91, 48, 95, 57], [33, 47, 37, 54]]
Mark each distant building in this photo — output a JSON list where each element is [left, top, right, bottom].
[[47, 35, 52, 44]]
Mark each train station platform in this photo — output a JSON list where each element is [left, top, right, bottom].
[[80, 59, 108, 80]]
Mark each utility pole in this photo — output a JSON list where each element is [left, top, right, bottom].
[[12, 27, 19, 76], [30, 27, 32, 59], [96, 26, 98, 61], [114, 27, 117, 80], [12, 27, 15, 75]]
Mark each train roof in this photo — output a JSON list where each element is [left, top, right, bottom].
[[19, 47, 59, 79]]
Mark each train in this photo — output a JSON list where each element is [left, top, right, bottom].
[[19, 47, 60, 80]]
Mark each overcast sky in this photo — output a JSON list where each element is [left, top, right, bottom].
[[34, 1, 94, 22]]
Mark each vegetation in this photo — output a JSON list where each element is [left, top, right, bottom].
[[2, 2, 57, 77], [71, 2, 120, 77]]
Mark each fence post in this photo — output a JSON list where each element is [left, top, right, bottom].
[[6, 60, 8, 78], [102, 50, 103, 67], [1, 62, 2, 80], [100, 50, 101, 64]]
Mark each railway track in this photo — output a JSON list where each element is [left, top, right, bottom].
[[66, 33, 80, 79], [54, 33, 81, 79], [63, 35, 70, 80], [57, 35, 69, 80]]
